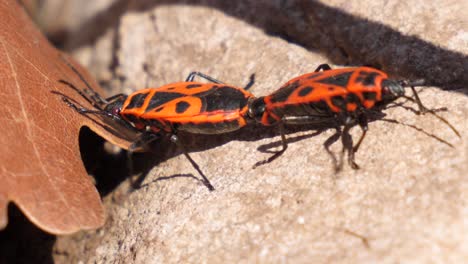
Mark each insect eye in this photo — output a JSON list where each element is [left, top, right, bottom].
[[248, 97, 266, 121], [382, 86, 389, 94], [112, 107, 120, 116]]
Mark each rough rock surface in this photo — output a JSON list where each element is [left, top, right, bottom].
[[30, 0, 468, 263]]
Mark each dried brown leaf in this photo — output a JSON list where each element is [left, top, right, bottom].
[[0, 0, 134, 234]]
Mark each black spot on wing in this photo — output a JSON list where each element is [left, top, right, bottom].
[[145, 92, 185, 112], [298, 86, 314, 97], [331, 96, 346, 111], [345, 93, 362, 106], [186, 84, 202, 89], [269, 80, 300, 103], [362, 91, 377, 100], [355, 71, 379, 86], [175, 101, 190, 113], [125, 92, 149, 109], [316, 72, 352, 87], [196, 86, 249, 112]]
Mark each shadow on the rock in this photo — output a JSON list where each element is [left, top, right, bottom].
[[77, 111, 381, 193], [1, 103, 446, 263], [0, 204, 56, 264], [18, 1, 467, 262], [78, 121, 338, 196], [56, 0, 468, 94]]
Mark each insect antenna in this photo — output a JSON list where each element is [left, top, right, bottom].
[[59, 93, 115, 118], [244, 74, 256, 90], [381, 118, 454, 148], [59, 80, 105, 110], [399, 80, 460, 138], [60, 55, 109, 107]]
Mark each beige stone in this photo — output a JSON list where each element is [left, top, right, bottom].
[[46, 1, 467, 263]]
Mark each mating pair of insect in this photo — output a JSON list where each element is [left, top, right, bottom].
[[60, 64, 460, 191]]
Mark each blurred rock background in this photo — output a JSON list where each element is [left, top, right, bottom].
[[17, 0, 468, 263]]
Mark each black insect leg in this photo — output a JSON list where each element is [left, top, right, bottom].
[[243, 74, 256, 90], [314, 64, 332, 72], [58, 81, 126, 114], [60, 95, 114, 118], [253, 122, 288, 168], [185, 72, 224, 83], [323, 127, 342, 172], [411, 86, 460, 138], [405, 87, 460, 138], [409, 86, 432, 114], [341, 119, 360, 170], [59, 80, 107, 110], [170, 134, 215, 191], [127, 132, 161, 189], [352, 114, 369, 154], [57, 94, 138, 134], [337, 111, 370, 171], [60, 55, 109, 106], [281, 115, 343, 170], [186, 72, 256, 91], [60, 95, 132, 124], [105, 93, 127, 103]]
